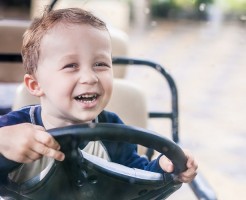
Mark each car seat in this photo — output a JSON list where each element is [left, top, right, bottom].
[[0, 20, 28, 82]]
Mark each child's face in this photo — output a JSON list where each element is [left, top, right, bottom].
[[33, 23, 113, 127]]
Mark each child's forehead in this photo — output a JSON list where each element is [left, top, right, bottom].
[[38, 21, 111, 59], [44, 22, 108, 39], [47, 22, 89, 33]]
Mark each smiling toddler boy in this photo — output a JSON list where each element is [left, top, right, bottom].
[[0, 7, 197, 184]]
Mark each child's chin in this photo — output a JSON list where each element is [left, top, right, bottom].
[[76, 113, 99, 123]]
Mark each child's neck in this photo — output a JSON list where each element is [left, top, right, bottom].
[[41, 112, 92, 129]]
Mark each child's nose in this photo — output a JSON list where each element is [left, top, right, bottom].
[[79, 68, 98, 84]]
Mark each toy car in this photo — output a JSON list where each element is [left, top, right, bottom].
[[0, 1, 217, 199]]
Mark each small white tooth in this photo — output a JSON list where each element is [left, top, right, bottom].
[[75, 94, 97, 101], [81, 94, 94, 98]]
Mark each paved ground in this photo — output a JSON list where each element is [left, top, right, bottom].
[[125, 19, 246, 199]]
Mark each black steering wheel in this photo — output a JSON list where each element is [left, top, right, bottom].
[[0, 123, 187, 200]]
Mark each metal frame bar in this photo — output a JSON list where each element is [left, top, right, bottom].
[[112, 57, 179, 143]]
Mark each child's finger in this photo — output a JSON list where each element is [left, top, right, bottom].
[[31, 142, 65, 161], [183, 149, 198, 169], [34, 130, 61, 151], [178, 170, 197, 183], [181, 166, 197, 178], [25, 150, 42, 161], [159, 155, 174, 173]]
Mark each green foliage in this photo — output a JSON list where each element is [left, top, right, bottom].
[[150, 0, 215, 18], [223, 0, 246, 13], [150, 0, 180, 17]]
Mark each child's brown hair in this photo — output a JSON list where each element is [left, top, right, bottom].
[[22, 7, 108, 75]]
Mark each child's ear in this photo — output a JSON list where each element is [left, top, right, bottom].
[[24, 74, 44, 97]]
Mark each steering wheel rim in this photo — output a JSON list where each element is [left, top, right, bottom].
[[1, 123, 187, 200], [48, 123, 187, 174]]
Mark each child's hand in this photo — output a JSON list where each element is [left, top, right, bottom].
[[159, 149, 198, 183], [0, 123, 65, 163]]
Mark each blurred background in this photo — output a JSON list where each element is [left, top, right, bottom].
[[0, 0, 245, 199]]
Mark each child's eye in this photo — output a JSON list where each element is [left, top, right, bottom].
[[63, 63, 78, 70], [94, 62, 110, 68]]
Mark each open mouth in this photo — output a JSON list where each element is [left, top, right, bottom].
[[74, 93, 99, 103]]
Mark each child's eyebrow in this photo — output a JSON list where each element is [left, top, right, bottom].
[[94, 51, 112, 59], [58, 54, 79, 63]]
